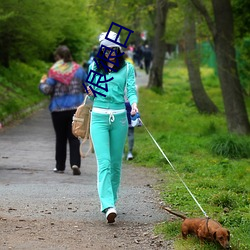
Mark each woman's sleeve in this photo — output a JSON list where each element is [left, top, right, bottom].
[[126, 63, 138, 105], [39, 77, 56, 95]]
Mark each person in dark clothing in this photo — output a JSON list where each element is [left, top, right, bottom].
[[143, 45, 152, 74], [134, 45, 144, 69], [39, 45, 87, 175]]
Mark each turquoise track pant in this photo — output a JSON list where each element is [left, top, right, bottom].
[[90, 111, 128, 212]]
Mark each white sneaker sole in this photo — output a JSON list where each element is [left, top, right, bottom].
[[53, 168, 64, 173]]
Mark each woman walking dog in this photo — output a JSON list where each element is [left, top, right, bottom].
[[87, 31, 138, 223]]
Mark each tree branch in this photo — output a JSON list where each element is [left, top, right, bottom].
[[190, 0, 216, 37]]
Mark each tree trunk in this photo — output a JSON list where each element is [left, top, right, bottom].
[[212, 0, 250, 134], [191, 0, 250, 134], [184, 4, 218, 114], [148, 0, 169, 89]]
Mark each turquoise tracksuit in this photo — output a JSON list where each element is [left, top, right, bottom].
[[89, 62, 138, 212]]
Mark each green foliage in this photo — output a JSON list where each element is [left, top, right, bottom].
[[0, 60, 49, 122], [165, 2, 184, 44], [91, 0, 156, 45], [236, 37, 250, 95], [154, 221, 181, 240], [129, 58, 250, 249], [0, 0, 98, 66], [232, 0, 250, 39], [210, 191, 238, 209], [210, 135, 250, 159]]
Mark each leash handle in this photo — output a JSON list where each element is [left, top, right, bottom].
[[139, 118, 209, 218]]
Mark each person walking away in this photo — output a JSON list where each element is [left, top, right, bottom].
[[135, 45, 144, 69], [124, 52, 137, 160], [87, 31, 138, 223], [39, 45, 87, 175], [143, 44, 152, 74], [125, 102, 135, 160]]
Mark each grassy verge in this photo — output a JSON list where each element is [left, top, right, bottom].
[[129, 58, 250, 250], [0, 60, 50, 124]]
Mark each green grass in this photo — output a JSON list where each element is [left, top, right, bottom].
[[0, 60, 50, 123], [129, 58, 250, 250]]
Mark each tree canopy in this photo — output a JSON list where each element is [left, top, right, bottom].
[[0, 0, 98, 66], [0, 0, 249, 134]]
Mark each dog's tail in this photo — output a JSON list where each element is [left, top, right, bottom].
[[162, 206, 187, 220]]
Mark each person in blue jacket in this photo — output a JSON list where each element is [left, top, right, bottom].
[[87, 31, 139, 223], [39, 45, 87, 176]]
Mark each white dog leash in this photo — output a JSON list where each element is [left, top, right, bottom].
[[139, 118, 209, 218]]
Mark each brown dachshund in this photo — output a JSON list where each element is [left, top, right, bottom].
[[162, 207, 231, 249]]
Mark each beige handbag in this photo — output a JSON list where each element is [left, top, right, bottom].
[[72, 95, 93, 158]]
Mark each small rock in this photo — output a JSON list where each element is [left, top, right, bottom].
[[134, 239, 140, 244], [151, 236, 159, 240], [8, 207, 17, 211]]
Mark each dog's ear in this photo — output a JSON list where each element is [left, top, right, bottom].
[[213, 231, 217, 240], [227, 230, 230, 240]]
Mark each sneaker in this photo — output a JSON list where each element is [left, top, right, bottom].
[[72, 165, 81, 175], [105, 207, 117, 223], [53, 168, 64, 173], [127, 152, 133, 160]]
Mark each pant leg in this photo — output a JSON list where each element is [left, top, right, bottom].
[[110, 113, 128, 204], [144, 60, 150, 74], [90, 111, 128, 212], [127, 127, 134, 152], [66, 110, 81, 168], [51, 111, 68, 171]]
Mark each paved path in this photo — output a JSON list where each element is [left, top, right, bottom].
[[135, 68, 149, 88], [0, 107, 164, 224]]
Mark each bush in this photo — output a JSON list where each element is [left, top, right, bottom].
[[210, 191, 237, 209], [210, 135, 250, 159]]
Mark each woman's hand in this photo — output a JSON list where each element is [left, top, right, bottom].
[[131, 103, 138, 116], [40, 74, 47, 84], [87, 86, 94, 96]]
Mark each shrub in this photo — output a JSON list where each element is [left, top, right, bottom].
[[209, 191, 238, 210], [210, 135, 250, 158]]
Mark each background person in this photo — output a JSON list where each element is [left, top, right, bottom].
[[143, 44, 152, 74], [124, 52, 137, 160], [87, 31, 138, 223], [39, 45, 87, 175], [125, 101, 135, 160]]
